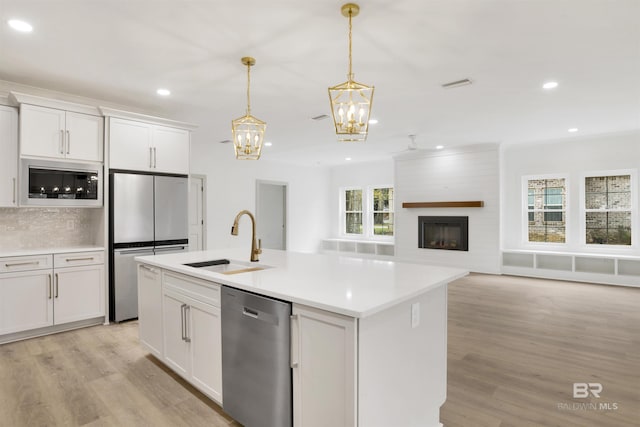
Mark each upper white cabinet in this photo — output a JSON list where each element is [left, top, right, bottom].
[[0, 105, 18, 207], [20, 104, 104, 162], [109, 117, 190, 174]]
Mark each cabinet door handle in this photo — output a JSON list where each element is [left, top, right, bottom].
[[184, 305, 191, 343], [153, 147, 157, 168], [180, 303, 187, 341], [290, 314, 299, 368], [5, 261, 40, 268], [48, 274, 52, 299], [65, 257, 94, 262], [12, 177, 16, 204], [54, 273, 59, 298], [59, 129, 64, 154], [149, 147, 153, 168], [66, 130, 70, 154]]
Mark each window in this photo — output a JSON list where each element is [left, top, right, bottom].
[[344, 189, 363, 234], [585, 174, 632, 245], [526, 177, 566, 243], [341, 186, 394, 238], [372, 187, 394, 236]]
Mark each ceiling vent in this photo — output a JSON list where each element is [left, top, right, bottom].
[[311, 114, 330, 121], [441, 78, 472, 89]]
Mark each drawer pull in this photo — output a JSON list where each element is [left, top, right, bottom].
[[140, 264, 156, 273], [65, 257, 95, 262], [5, 261, 40, 268]]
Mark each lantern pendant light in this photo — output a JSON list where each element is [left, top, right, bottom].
[[232, 56, 266, 160], [328, 3, 374, 142]]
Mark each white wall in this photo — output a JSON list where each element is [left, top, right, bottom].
[[502, 131, 640, 256], [394, 144, 501, 274], [190, 127, 330, 254], [328, 160, 394, 237]]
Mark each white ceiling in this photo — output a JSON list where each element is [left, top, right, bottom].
[[1, 0, 639, 166]]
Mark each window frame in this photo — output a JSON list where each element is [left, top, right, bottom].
[[580, 169, 637, 250], [367, 185, 394, 241], [341, 187, 364, 236], [339, 185, 394, 240], [522, 174, 569, 246]]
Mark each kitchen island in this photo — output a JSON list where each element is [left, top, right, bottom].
[[136, 248, 467, 427]]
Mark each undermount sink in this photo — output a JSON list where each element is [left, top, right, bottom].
[[183, 259, 271, 275]]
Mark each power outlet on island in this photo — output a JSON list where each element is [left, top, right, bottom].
[[66, 220, 75, 231], [411, 302, 420, 328]]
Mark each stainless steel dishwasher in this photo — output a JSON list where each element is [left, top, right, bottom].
[[221, 286, 292, 427]]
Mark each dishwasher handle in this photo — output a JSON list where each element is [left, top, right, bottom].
[[243, 307, 259, 319]]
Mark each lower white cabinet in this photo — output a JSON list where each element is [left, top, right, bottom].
[[0, 269, 53, 335], [138, 264, 163, 358], [0, 250, 105, 340], [159, 270, 223, 404], [53, 264, 104, 324], [291, 304, 357, 427]]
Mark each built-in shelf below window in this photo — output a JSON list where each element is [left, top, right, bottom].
[[321, 239, 395, 258], [502, 250, 640, 287], [402, 201, 484, 208]]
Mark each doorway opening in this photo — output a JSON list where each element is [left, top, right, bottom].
[[256, 180, 287, 250]]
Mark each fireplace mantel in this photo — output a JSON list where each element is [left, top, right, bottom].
[[402, 201, 484, 208]]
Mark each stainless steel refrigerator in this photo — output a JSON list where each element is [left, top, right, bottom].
[[109, 171, 189, 322]]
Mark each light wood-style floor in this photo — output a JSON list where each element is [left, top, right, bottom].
[[1, 274, 638, 426]]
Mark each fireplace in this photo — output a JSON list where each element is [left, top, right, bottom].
[[419, 216, 468, 251]]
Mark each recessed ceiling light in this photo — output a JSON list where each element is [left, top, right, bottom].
[[368, 119, 378, 124], [156, 88, 171, 96], [568, 128, 578, 133], [435, 145, 444, 150], [542, 81, 558, 90], [345, 157, 352, 161], [8, 19, 33, 33], [264, 142, 273, 147]]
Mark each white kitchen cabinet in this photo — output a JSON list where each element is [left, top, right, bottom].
[[0, 269, 53, 335], [137, 264, 163, 358], [291, 304, 357, 427], [152, 125, 190, 174], [160, 270, 222, 403], [53, 264, 105, 324], [0, 105, 18, 207], [162, 288, 191, 377], [0, 250, 105, 341], [109, 118, 189, 174], [20, 104, 104, 162]]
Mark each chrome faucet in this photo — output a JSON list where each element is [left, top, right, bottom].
[[231, 210, 262, 262]]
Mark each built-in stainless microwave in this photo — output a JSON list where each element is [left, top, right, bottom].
[[20, 159, 103, 207]]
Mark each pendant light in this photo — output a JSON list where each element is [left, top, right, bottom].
[[232, 56, 266, 160], [328, 3, 374, 142]]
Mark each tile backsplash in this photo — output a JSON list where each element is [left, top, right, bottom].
[[0, 208, 103, 250]]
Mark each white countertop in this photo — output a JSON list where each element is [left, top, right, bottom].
[[136, 248, 468, 318], [0, 246, 105, 258]]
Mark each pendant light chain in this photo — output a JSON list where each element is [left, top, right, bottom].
[[348, 8, 353, 80], [246, 62, 251, 115]]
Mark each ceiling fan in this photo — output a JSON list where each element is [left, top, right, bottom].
[[391, 134, 419, 155]]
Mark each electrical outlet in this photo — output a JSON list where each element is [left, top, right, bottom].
[[411, 302, 420, 328], [66, 220, 74, 230]]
